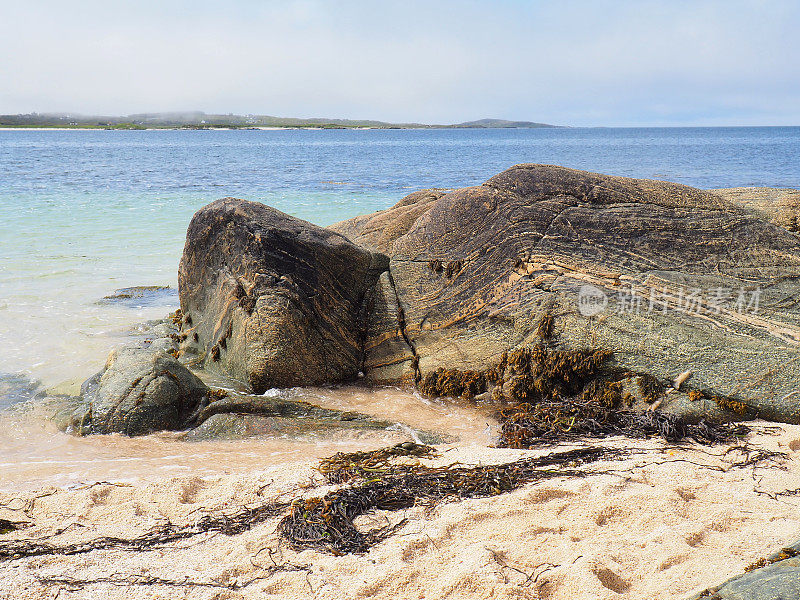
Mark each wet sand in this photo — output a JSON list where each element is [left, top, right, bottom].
[[0, 385, 494, 492]]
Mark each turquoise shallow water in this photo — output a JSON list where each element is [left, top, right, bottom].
[[1, 126, 799, 396]]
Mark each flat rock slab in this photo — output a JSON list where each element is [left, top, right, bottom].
[[97, 285, 177, 308], [185, 413, 407, 442], [188, 391, 452, 443]]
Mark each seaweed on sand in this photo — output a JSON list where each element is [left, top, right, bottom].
[[2, 444, 625, 559], [0, 519, 25, 535], [279, 445, 625, 554], [0, 503, 288, 561], [318, 441, 438, 484], [498, 400, 749, 448]]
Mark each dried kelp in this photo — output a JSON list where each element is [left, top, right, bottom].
[[499, 400, 749, 448], [0, 519, 26, 535], [279, 446, 624, 554], [0, 502, 287, 561], [318, 442, 438, 484]]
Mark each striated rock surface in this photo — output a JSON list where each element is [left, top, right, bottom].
[[331, 164, 800, 421], [713, 187, 800, 232], [178, 198, 388, 393]]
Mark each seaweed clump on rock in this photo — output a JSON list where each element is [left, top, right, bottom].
[[416, 347, 614, 403], [415, 346, 746, 446], [417, 368, 487, 400], [494, 348, 747, 447], [498, 401, 746, 447]]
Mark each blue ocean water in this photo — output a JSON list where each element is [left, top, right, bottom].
[[1, 126, 799, 391]]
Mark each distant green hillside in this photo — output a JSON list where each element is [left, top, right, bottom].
[[0, 112, 560, 129], [453, 118, 557, 128]]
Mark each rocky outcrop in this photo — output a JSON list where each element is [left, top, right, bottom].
[[177, 198, 388, 393], [80, 347, 209, 436], [172, 166, 800, 423], [331, 165, 800, 421]]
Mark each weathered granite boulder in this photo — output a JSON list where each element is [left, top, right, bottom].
[[80, 348, 209, 436], [177, 198, 388, 393], [331, 164, 800, 421]]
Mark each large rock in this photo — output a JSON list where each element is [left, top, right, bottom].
[[331, 164, 800, 420], [178, 198, 388, 392], [82, 348, 209, 436]]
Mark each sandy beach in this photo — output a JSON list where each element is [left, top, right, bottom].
[[2, 421, 799, 600]]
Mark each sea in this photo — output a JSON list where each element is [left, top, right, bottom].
[[1, 126, 799, 488]]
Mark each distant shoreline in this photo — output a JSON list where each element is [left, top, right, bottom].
[[0, 114, 561, 130], [1, 124, 797, 131], [0, 125, 557, 131], [0, 126, 427, 131]]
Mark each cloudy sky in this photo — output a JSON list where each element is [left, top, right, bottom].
[[1, 0, 798, 126]]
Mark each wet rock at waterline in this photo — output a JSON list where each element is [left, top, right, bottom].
[[64, 340, 451, 440], [68, 164, 800, 436], [77, 347, 209, 436], [177, 198, 388, 393], [184, 389, 450, 443], [97, 285, 178, 308]]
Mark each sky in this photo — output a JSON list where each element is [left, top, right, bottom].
[[1, 0, 798, 127]]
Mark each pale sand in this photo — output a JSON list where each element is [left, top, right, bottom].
[[2, 424, 800, 600]]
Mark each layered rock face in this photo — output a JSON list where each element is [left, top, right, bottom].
[[178, 198, 388, 393], [331, 165, 800, 420]]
